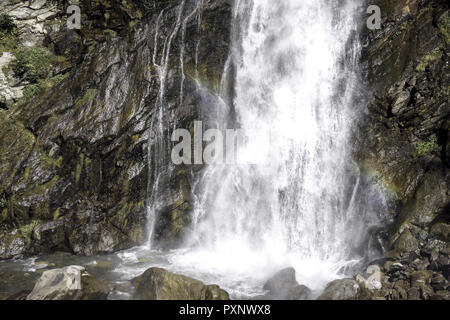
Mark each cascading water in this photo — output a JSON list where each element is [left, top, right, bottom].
[[168, 0, 388, 295]]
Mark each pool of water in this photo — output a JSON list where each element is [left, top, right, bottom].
[[0, 245, 354, 299]]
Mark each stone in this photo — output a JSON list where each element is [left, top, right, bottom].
[[26, 266, 109, 300], [33, 219, 66, 251], [0, 229, 29, 259], [132, 267, 229, 300], [68, 222, 132, 256], [318, 279, 360, 300], [407, 287, 420, 300], [433, 290, 450, 300], [263, 267, 311, 300], [391, 90, 410, 114], [0, 52, 23, 106], [393, 229, 419, 254]]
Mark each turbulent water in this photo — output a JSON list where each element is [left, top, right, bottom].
[[0, 0, 389, 300], [166, 0, 388, 295]]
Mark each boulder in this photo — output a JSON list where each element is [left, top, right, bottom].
[[318, 279, 360, 300], [132, 267, 229, 300], [26, 265, 109, 300], [263, 267, 311, 300]]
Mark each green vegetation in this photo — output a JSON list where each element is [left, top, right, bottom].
[[21, 73, 68, 102], [395, 19, 410, 37], [74, 88, 97, 110], [0, 13, 15, 31], [416, 48, 443, 72], [12, 47, 66, 83], [103, 29, 117, 40], [416, 135, 440, 156], [19, 220, 40, 245], [0, 13, 70, 104], [0, 193, 6, 208], [0, 14, 18, 55], [439, 15, 450, 46]]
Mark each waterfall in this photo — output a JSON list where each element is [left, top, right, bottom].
[[145, 0, 202, 248], [170, 0, 387, 294]]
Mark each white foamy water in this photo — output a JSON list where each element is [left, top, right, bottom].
[[166, 0, 387, 295]]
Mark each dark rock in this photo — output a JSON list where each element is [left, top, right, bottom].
[[132, 267, 229, 300], [7, 290, 31, 300], [358, 1, 449, 298], [26, 265, 110, 300], [318, 279, 360, 300], [388, 262, 406, 273], [262, 267, 311, 300]]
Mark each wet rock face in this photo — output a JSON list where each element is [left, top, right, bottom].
[[262, 268, 311, 300], [132, 267, 229, 300], [0, 0, 61, 48], [0, 0, 232, 258], [358, 0, 449, 296], [26, 265, 109, 300]]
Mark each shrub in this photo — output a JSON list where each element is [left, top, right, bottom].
[[0, 14, 18, 54], [12, 47, 65, 83], [21, 73, 68, 102], [0, 14, 15, 32]]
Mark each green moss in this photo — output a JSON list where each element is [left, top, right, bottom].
[[19, 220, 40, 244], [0, 194, 6, 208], [0, 112, 36, 191], [0, 14, 18, 55], [74, 88, 97, 110], [0, 29, 18, 55], [24, 176, 59, 198], [1, 208, 7, 223], [40, 153, 63, 171], [75, 154, 85, 184], [416, 48, 443, 72], [116, 201, 133, 226], [23, 166, 31, 181], [103, 29, 117, 40], [53, 207, 61, 220], [416, 6, 433, 20], [20, 73, 68, 103], [129, 20, 138, 30], [439, 15, 450, 46], [395, 19, 410, 37], [416, 135, 439, 156]]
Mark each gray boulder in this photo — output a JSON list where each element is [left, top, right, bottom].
[[263, 267, 311, 300], [318, 279, 360, 300], [133, 267, 229, 300], [27, 265, 109, 300]]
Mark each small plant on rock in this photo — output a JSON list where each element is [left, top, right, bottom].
[[0, 14, 18, 54], [416, 135, 440, 156], [0, 14, 15, 32]]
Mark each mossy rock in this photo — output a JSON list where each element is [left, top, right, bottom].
[[133, 267, 229, 300]]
